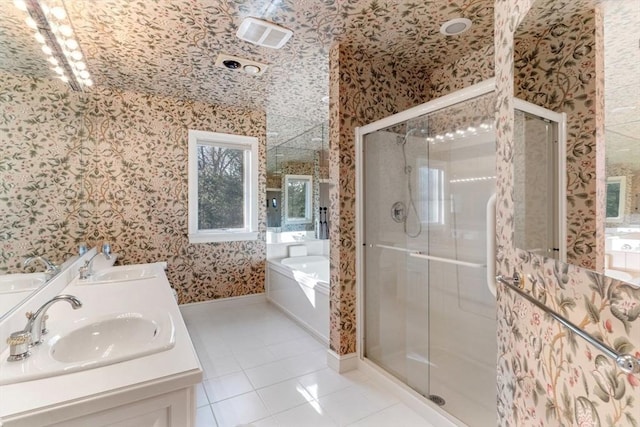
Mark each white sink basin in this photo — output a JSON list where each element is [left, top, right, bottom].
[[0, 273, 47, 294], [82, 265, 157, 284], [51, 316, 165, 363], [0, 312, 175, 385]]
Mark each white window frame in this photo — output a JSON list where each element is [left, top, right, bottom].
[[284, 174, 313, 224], [188, 130, 259, 243], [606, 176, 626, 223]]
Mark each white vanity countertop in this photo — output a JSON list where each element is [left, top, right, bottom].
[[0, 263, 202, 424]]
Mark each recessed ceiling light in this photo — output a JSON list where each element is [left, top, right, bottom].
[[440, 18, 472, 36], [243, 65, 261, 74], [321, 95, 330, 104]]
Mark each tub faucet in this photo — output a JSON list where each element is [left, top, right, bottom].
[[6, 295, 82, 361], [79, 245, 112, 280], [23, 256, 60, 279]]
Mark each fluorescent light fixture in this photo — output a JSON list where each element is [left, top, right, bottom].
[[15, 0, 92, 91]]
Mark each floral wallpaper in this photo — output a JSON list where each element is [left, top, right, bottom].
[[0, 72, 86, 274], [83, 87, 266, 303], [0, 70, 266, 304], [496, 0, 639, 426], [514, 7, 602, 271]]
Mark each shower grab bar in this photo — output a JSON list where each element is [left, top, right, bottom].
[[486, 194, 497, 297], [496, 274, 640, 375], [374, 244, 484, 268], [408, 253, 485, 268]]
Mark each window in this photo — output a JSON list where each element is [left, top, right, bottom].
[[188, 130, 259, 243], [606, 176, 626, 223], [418, 159, 446, 226], [284, 175, 312, 224]]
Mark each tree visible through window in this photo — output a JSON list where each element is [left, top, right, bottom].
[[197, 145, 244, 230], [188, 130, 258, 243]]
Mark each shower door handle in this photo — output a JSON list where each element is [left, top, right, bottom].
[[486, 193, 497, 297]]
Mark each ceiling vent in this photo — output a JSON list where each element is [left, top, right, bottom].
[[236, 17, 293, 49], [215, 53, 269, 76]]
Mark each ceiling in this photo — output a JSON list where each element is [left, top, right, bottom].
[[0, 0, 495, 147]]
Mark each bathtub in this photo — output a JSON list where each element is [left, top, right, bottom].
[[266, 256, 330, 344]]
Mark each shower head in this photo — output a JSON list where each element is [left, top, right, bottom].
[[399, 127, 428, 145]]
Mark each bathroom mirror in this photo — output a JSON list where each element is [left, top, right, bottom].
[[514, 0, 640, 283], [284, 175, 313, 225], [266, 121, 329, 234], [0, 6, 86, 319]]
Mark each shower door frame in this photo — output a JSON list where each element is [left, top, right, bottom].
[[354, 78, 496, 421]]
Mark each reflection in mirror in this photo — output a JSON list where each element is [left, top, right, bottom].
[[514, 0, 639, 284], [285, 175, 313, 224], [513, 103, 566, 262], [266, 122, 329, 236], [606, 176, 626, 223], [0, 6, 86, 319]]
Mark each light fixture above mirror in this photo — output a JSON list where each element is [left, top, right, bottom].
[[13, 0, 92, 90]]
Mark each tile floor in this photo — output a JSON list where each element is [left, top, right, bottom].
[[180, 300, 435, 427]]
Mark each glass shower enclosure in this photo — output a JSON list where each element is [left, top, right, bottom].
[[356, 81, 497, 426]]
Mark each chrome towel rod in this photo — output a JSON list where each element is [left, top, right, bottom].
[[496, 274, 640, 375]]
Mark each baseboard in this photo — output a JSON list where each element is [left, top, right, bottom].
[[266, 298, 329, 346], [326, 349, 358, 373], [179, 293, 266, 310]]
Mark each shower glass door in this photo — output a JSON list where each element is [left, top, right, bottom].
[[362, 92, 497, 426]]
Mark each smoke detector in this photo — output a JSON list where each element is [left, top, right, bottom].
[[236, 17, 293, 49], [215, 53, 268, 76]]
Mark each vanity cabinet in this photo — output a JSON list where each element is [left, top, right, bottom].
[[0, 262, 202, 427], [49, 387, 195, 427]]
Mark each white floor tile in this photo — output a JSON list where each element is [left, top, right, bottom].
[[297, 368, 355, 399], [196, 383, 210, 408], [183, 302, 436, 427], [285, 349, 328, 377], [211, 391, 270, 427], [244, 359, 296, 389], [318, 387, 384, 426], [235, 346, 278, 370], [251, 415, 281, 427], [203, 371, 254, 403], [195, 405, 217, 427], [200, 354, 243, 380], [256, 378, 314, 414], [350, 380, 400, 410], [346, 403, 433, 427], [267, 336, 324, 360], [275, 401, 338, 427]]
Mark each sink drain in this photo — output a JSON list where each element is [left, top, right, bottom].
[[428, 395, 446, 406]]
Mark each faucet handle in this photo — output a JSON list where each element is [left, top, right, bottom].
[[6, 331, 31, 361]]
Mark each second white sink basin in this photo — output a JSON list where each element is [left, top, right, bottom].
[[0, 312, 175, 385], [82, 265, 158, 284], [0, 273, 47, 294]]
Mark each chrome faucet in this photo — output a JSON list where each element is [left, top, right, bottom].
[[23, 255, 60, 279], [6, 295, 82, 361], [79, 244, 112, 280]]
